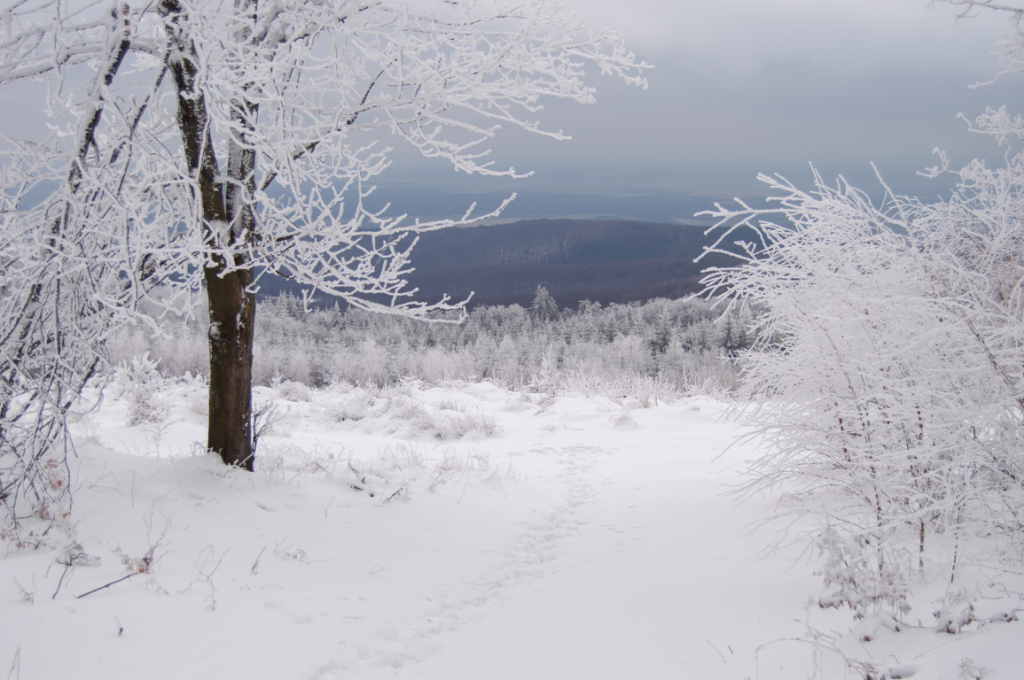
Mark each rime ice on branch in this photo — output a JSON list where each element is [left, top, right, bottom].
[[0, 0, 648, 511], [697, 151, 1024, 620]]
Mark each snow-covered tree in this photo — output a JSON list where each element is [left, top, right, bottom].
[[687, 0, 1024, 624], [698, 148, 1024, 618], [530, 284, 559, 322], [0, 0, 648, 510]]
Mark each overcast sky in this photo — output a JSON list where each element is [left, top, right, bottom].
[[416, 0, 1024, 199], [4, 1, 1023, 203]]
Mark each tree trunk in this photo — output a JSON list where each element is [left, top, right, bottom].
[[206, 263, 255, 470], [162, 0, 257, 469]]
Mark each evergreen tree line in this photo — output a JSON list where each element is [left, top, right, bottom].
[[108, 289, 753, 397]]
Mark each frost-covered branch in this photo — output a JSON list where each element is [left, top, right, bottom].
[[699, 156, 1024, 620], [0, 0, 648, 488], [934, 1, 1024, 82]]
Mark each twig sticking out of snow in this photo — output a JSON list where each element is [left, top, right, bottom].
[[76, 573, 136, 599]]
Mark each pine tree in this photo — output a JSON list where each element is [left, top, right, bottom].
[[530, 286, 560, 323]]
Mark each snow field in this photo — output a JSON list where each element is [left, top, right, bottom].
[[0, 380, 1020, 679]]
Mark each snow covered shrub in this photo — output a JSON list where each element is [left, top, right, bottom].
[[273, 380, 313, 403], [377, 392, 501, 440], [386, 395, 434, 430], [933, 589, 976, 635], [323, 390, 377, 422], [296, 446, 342, 477], [814, 524, 914, 619], [255, 447, 287, 483], [435, 398, 464, 412], [347, 442, 513, 501], [528, 345, 564, 395], [323, 399, 354, 423], [701, 145, 1024, 622], [428, 447, 517, 492], [257, 443, 341, 480], [431, 411, 503, 440], [116, 545, 158, 575], [371, 443, 429, 481], [115, 354, 167, 427], [557, 367, 611, 397]]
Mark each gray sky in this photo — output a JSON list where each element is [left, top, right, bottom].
[[422, 0, 1024, 199], [4, 1, 1023, 203]]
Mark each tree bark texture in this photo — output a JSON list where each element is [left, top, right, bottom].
[[205, 266, 255, 470], [162, 0, 256, 469]]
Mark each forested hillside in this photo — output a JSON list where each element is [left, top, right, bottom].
[[109, 294, 751, 395], [407, 219, 754, 308], [258, 219, 754, 308]]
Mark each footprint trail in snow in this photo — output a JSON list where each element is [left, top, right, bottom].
[[319, 444, 607, 677]]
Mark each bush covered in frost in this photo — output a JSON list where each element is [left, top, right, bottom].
[[701, 144, 1024, 625]]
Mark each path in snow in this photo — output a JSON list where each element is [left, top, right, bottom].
[[305, 393, 823, 679], [411, 446, 817, 680], [15, 383, 1012, 679]]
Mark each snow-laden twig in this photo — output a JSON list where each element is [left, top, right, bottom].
[[699, 147, 1024, 621], [0, 0, 649, 510]]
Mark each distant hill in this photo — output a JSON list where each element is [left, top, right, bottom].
[[256, 218, 752, 309], [363, 187, 719, 224], [404, 219, 749, 309]]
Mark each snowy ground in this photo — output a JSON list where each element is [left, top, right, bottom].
[[1, 380, 1020, 679]]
